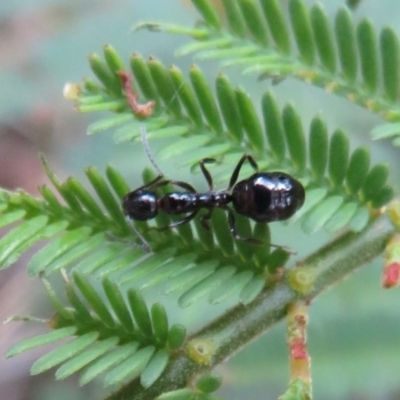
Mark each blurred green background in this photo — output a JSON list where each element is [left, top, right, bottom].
[[1, 1, 400, 399]]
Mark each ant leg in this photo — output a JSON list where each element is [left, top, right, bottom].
[[134, 174, 164, 192], [152, 179, 197, 193], [199, 158, 216, 190], [228, 154, 259, 190], [227, 210, 296, 254], [155, 210, 198, 231], [199, 209, 213, 230], [226, 209, 262, 245]]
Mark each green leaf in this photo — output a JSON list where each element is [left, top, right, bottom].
[[260, 0, 290, 53], [309, 115, 328, 180], [335, 6, 357, 81], [55, 337, 119, 380], [31, 332, 99, 375], [76, 242, 128, 274], [0, 216, 48, 268], [140, 349, 169, 388], [361, 163, 389, 202], [239, 275, 265, 304], [167, 324, 186, 350], [380, 27, 400, 101], [88, 53, 121, 95], [120, 249, 174, 284], [103, 44, 125, 74], [73, 272, 116, 328], [237, 0, 269, 46], [42, 278, 74, 321], [163, 261, 218, 295], [328, 129, 349, 187], [147, 126, 189, 140], [216, 74, 243, 142], [262, 92, 285, 161], [289, 0, 315, 65], [79, 342, 139, 386], [27, 227, 92, 276], [371, 122, 400, 140], [157, 388, 193, 400], [221, 0, 246, 38], [324, 202, 358, 232], [0, 217, 68, 267], [196, 373, 223, 393], [104, 345, 155, 386], [128, 289, 153, 337], [6, 327, 77, 358], [151, 303, 169, 345], [175, 37, 232, 57], [346, 147, 370, 194], [267, 248, 290, 274], [357, 19, 379, 92], [130, 54, 160, 104], [301, 196, 344, 234], [191, 0, 221, 30], [149, 58, 182, 118], [179, 266, 236, 307], [211, 209, 234, 257], [348, 206, 370, 231], [235, 87, 264, 151], [66, 177, 108, 222], [370, 185, 395, 208], [87, 113, 133, 135], [44, 232, 106, 276], [85, 167, 128, 228], [190, 65, 223, 134], [157, 135, 212, 160], [282, 104, 306, 170], [311, 3, 336, 73], [170, 65, 203, 126], [209, 270, 254, 304], [0, 209, 26, 229], [289, 188, 328, 222], [103, 277, 135, 332]]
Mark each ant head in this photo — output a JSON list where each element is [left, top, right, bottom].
[[122, 189, 158, 221]]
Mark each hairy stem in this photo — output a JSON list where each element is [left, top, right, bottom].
[[106, 216, 394, 400]]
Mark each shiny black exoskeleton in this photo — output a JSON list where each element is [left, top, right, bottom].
[[123, 154, 305, 243]]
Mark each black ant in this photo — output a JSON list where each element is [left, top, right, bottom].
[[122, 127, 305, 249]]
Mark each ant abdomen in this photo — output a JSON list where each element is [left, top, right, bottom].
[[231, 172, 305, 223]]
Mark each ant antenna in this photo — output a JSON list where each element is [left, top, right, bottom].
[[126, 218, 151, 253], [140, 126, 164, 176]]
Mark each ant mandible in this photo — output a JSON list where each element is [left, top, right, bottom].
[[122, 127, 305, 248]]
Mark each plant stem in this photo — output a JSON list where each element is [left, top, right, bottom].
[[106, 216, 394, 400]]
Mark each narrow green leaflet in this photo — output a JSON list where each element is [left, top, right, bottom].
[[87, 113, 133, 135], [31, 332, 99, 375], [0, 209, 26, 229], [140, 349, 170, 388], [79, 342, 139, 386], [301, 196, 344, 234], [179, 266, 237, 307], [28, 227, 93, 276], [0, 216, 48, 268], [6, 327, 77, 358], [44, 232, 106, 276], [104, 345, 155, 386], [239, 275, 266, 304], [55, 337, 120, 380], [208, 270, 254, 304]]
